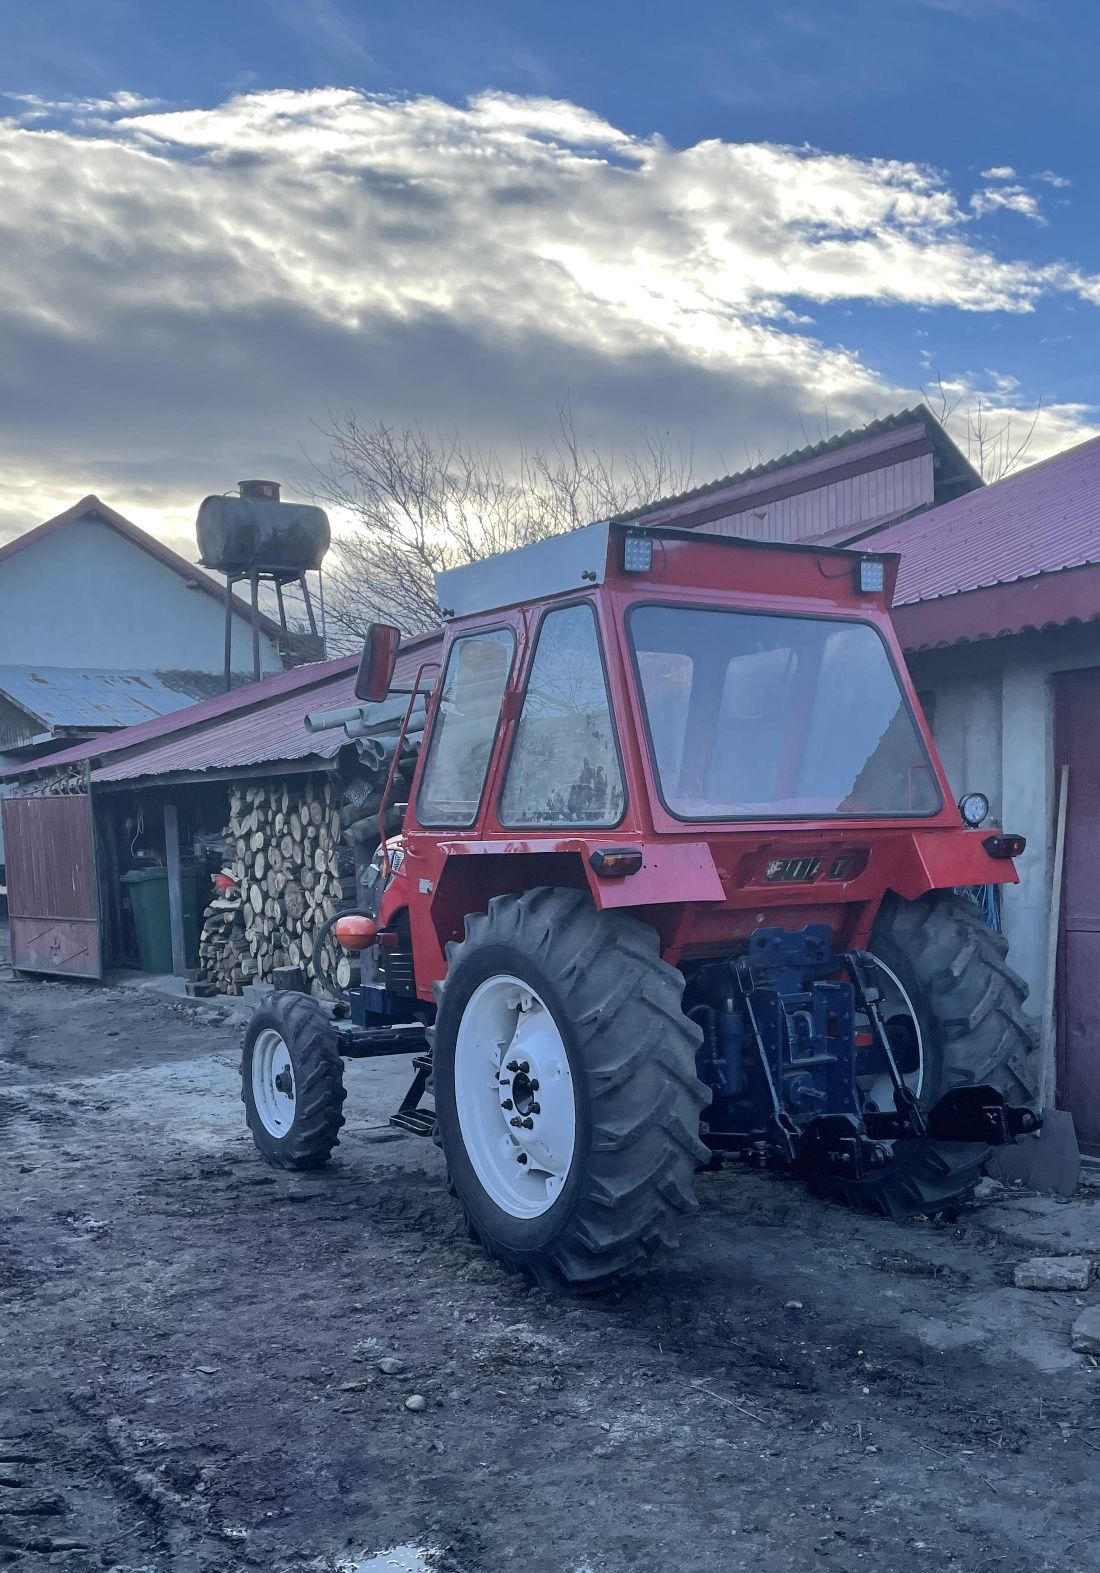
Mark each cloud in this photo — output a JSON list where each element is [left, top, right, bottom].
[[5, 88, 162, 119], [980, 165, 1017, 179], [1035, 169, 1071, 188], [970, 182, 1046, 223], [0, 86, 1096, 543]]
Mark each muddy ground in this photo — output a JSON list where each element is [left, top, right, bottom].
[[2, 961, 1099, 1573]]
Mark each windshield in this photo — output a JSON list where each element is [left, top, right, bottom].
[[629, 604, 941, 820]]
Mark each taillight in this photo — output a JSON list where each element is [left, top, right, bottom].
[[333, 914, 378, 951], [984, 833, 1026, 859]]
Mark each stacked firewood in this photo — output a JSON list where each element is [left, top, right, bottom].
[[198, 777, 350, 995], [196, 709, 426, 996]]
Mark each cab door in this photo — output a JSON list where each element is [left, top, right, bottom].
[[400, 617, 524, 994]]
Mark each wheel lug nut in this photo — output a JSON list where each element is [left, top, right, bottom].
[[521, 1117, 534, 1129], [516, 1153, 528, 1164], [506, 1060, 520, 1072], [530, 1079, 539, 1092], [518, 1062, 530, 1074], [501, 1099, 514, 1111], [510, 1116, 523, 1128], [529, 1102, 541, 1115]]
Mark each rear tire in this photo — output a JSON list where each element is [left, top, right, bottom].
[[431, 888, 709, 1290], [811, 891, 1039, 1217], [241, 992, 346, 1169]]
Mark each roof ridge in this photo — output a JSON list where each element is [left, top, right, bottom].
[[0, 495, 288, 642], [605, 403, 979, 527]]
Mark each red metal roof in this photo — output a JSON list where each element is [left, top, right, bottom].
[[892, 561, 1100, 652], [90, 664, 360, 781], [861, 433, 1100, 609], [1, 633, 442, 783]]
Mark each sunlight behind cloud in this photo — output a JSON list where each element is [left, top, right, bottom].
[[0, 85, 1096, 538]]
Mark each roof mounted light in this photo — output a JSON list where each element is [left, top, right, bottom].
[[856, 556, 886, 595], [623, 533, 653, 573]]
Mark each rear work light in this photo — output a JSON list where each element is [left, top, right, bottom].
[[856, 557, 886, 595], [622, 534, 653, 573], [959, 791, 990, 828], [984, 833, 1026, 859]]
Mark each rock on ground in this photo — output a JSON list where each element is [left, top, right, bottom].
[[1013, 1256, 1091, 1291], [1071, 1306, 1100, 1354]]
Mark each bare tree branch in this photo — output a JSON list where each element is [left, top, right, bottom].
[[311, 403, 693, 643], [921, 380, 1043, 482]]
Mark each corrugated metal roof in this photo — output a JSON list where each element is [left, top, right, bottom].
[[864, 432, 1100, 607], [0, 666, 202, 731], [89, 668, 357, 780], [89, 635, 441, 784], [0, 652, 362, 779], [608, 405, 980, 527]]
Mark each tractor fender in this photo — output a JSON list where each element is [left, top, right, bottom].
[[582, 840, 726, 909], [888, 829, 1021, 903]]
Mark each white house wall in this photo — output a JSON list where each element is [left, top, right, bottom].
[[907, 621, 1100, 1022], [0, 517, 282, 674]]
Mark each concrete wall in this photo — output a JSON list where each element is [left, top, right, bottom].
[[908, 622, 1100, 1023], [0, 517, 283, 675]]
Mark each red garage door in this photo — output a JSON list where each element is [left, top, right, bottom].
[[1055, 669, 1100, 1152], [0, 793, 102, 978]]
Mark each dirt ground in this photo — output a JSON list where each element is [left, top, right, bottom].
[[2, 958, 1100, 1573]]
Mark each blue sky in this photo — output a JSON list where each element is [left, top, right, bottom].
[[2, 0, 1099, 545]]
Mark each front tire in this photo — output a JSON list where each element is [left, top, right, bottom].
[[241, 992, 346, 1168], [431, 888, 709, 1290]]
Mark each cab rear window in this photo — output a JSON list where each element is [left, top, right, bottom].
[[630, 604, 940, 820]]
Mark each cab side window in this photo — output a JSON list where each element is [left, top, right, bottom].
[[499, 603, 625, 827], [417, 628, 515, 828]]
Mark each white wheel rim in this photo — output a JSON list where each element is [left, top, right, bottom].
[[856, 956, 924, 1113], [454, 974, 576, 1219], [252, 1027, 297, 1136]]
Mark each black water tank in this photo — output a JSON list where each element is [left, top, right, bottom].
[[196, 480, 330, 576]]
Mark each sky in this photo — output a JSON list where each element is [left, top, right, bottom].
[[3, 0, 1100, 552]]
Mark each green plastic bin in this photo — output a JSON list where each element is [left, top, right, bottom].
[[121, 865, 203, 974]]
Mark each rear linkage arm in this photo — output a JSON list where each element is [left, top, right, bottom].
[[846, 950, 1040, 1146], [843, 952, 925, 1140]]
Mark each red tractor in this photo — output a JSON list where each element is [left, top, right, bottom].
[[242, 522, 1040, 1289]]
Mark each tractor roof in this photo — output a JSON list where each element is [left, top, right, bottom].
[[434, 521, 898, 621]]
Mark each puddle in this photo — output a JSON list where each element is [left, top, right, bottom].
[[339, 1548, 436, 1573]]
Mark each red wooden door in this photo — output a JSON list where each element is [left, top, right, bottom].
[[1055, 669, 1100, 1152], [0, 793, 102, 978]]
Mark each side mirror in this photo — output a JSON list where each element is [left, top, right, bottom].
[[355, 623, 400, 702]]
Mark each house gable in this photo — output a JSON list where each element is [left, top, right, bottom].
[[0, 501, 286, 676]]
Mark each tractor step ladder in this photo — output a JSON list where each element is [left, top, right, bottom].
[[389, 1052, 436, 1137]]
